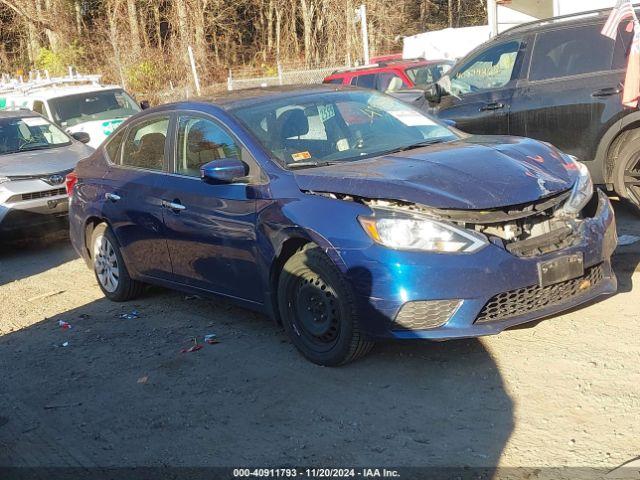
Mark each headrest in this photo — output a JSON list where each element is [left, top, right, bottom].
[[278, 109, 309, 138]]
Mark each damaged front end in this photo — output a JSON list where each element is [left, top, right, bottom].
[[308, 187, 602, 258]]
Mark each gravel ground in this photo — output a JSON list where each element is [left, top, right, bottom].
[[0, 200, 638, 476]]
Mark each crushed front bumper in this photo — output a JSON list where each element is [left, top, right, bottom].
[[340, 189, 618, 340]]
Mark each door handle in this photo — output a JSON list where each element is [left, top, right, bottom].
[[479, 102, 505, 112], [105, 192, 121, 202], [592, 86, 622, 97], [162, 199, 186, 212]]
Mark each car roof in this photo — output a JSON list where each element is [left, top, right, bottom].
[[328, 59, 452, 76], [3, 84, 123, 101], [0, 109, 41, 119], [194, 84, 360, 110], [497, 4, 640, 39]]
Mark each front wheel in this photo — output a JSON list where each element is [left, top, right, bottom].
[[277, 245, 373, 366], [91, 223, 144, 301]]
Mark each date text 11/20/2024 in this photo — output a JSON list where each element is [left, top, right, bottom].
[[233, 468, 401, 478]]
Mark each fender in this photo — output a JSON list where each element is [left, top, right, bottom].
[[594, 110, 640, 186]]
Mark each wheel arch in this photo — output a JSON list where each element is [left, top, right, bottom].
[[267, 229, 347, 324], [597, 111, 640, 186]]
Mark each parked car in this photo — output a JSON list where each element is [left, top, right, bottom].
[[68, 86, 617, 366], [0, 110, 93, 237], [0, 75, 143, 148], [323, 58, 454, 93], [423, 7, 640, 211]]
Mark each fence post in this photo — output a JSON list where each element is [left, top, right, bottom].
[[187, 45, 202, 96], [277, 62, 283, 85], [227, 69, 233, 91]]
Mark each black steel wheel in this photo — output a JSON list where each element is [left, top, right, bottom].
[[277, 244, 373, 366]]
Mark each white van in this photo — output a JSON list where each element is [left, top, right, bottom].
[[0, 75, 142, 148]]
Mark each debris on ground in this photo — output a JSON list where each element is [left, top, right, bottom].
[[181, 337, 203, 353], [204, 333, 219, 344], [61, 341, 69, 347], [618, 234, 640, 247], [117, 309, 140, 320], [58, 320, 72, 330], [137, 376, 149, 384], [184, 295, 201, 300], [78, 314, 90, 319]]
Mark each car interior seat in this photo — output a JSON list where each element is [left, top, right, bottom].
[[131, 132, 165, 169]]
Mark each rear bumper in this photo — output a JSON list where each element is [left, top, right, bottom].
[[340, 190, 618, 340]]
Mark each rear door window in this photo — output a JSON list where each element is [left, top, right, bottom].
[[529, 23, 614, 81], [613, 20, 635, 70], [121, 116, 169, 171]]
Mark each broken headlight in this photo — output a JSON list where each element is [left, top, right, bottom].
[[359, 212, 487, 253], [562, 158, 593, 215]]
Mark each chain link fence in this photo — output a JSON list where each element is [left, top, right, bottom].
[[227, 63, 346, 91]]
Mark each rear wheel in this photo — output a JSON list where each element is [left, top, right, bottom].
[[91, 223, 144, 301], [277, 245, 373, 366], [613, 129, 640, 214]]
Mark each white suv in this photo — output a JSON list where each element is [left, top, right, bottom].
[[0, 110, 93, 237], [0, 76, 142, 148]]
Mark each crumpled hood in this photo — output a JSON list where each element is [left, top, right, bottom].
[[0, 141, 93, 177], [294, 136, 577, 210]]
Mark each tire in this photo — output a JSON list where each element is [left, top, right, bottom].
[[90, 223, 144, 301], [277, 245, 374, 366], [613, 129, 640, 214]]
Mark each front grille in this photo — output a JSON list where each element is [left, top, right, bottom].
[[21, 188, 67, 201], [475, 264, 605, 324], [394, 299, 461, 330]]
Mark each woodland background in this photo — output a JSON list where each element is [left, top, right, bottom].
[[0, 0, 487, 97]]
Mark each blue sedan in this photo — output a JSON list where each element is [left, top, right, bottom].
[[67, 85, 617, 365]]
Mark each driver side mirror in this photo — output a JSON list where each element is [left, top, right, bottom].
[[201, 158, 248, 184], [71, 131, 91, 144], [424, 82, 443, 105], [140, 100, 150, 110]]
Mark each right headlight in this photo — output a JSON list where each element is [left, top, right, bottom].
[[0, 176, 10, 185], [359, 212, 488, 253], [562, 158, 593, 215]]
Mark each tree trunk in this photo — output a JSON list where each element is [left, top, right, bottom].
[[448, 0, 453, 27], [126, 0, 141, 53]]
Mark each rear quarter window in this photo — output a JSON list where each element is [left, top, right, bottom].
[[104, 127, 126, 164]]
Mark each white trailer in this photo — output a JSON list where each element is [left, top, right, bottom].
[[488, 0, 619, 35]]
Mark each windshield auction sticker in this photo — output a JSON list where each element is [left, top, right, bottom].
[[291, 151, 312, 161], [22, 117, 50, 127], [388, 110, 434, 127]]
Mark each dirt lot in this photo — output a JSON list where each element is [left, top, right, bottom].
[[0, 200, 639, 475]]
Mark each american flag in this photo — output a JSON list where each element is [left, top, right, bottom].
[[601, 0, 636, 39], [623, 21, 640, 107]]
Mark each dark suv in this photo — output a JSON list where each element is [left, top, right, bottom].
[[425, 7, 640, 211]]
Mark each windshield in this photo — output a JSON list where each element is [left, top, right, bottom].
[[0, 116, 71, 155], [231, 90, 457, 168], [405, 63, 452, 88], [49, 89, 141, 128]]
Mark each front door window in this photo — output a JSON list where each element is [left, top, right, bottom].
[[448, 41, 521, 96]]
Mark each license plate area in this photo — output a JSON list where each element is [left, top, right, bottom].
[[537, 253, 584, 287]]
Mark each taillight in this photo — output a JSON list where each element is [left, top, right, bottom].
[[65, 171, 78, 196]]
